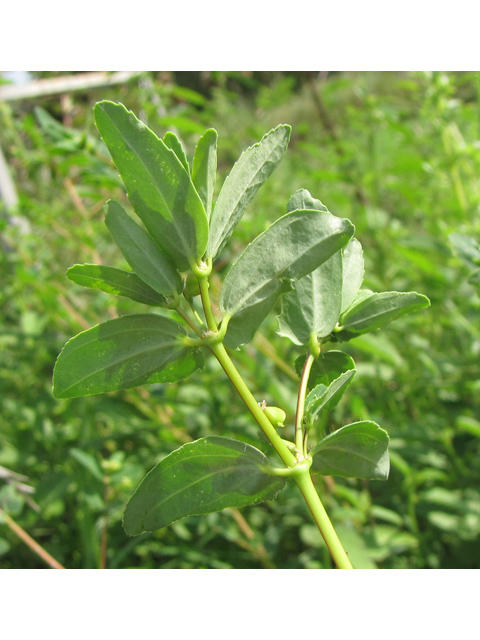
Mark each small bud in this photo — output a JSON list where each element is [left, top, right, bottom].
[[184, 274, 200, 300], [263, 406, 286, 428]]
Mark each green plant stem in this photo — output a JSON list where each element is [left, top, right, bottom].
[[295, 351, 314, 453], [293, 472, 354, 569], [210, 342, 296, 467], [198, 276, 218, 332], [200, 273, 351, 568]]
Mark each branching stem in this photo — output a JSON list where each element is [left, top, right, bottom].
[[197, 275, 352, 568]]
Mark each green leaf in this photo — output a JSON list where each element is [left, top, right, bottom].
[[67, 263, 169, 306], [69, 448, 103, 482], [277, 251, 343, 345], [305, 369, 356, 422], [220, 209, 355, 348], [207, 124, 291, 259], [94, 101, 208, 271], [163, 131, 190, 172], [192, 129, 217, 220], [123, 436, 286, 535], [287, 188, 328, 213], [53, 314, 204, 398], [104, 200, 183, 297], [335, 290, 431, 341], [295, 350, 356, 390], [310, 421, 390, 479], [341, 238, 364, 313], [279, 189, 345, 343]]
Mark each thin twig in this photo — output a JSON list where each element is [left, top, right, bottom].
[[0, 508, 65, 569]]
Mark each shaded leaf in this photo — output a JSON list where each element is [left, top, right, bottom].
[[67, 263, 168, 306], [310, 421, 390, 480], [305, 369, 356, 422], [277, 251, 343, 345], [94, 101, 208, 271], [53, 314, 204, 398], [192, 128, 217, 220], [295, 350, 356, 392], [207, 124, 291, 259], [220, 209, 355, 348], [123, 436, 286, 535], [104, 200, 183, 297], [335, 290, 430, 342]]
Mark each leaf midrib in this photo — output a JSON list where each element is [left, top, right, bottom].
[[344, 293, 421, 329], [223, 217, 348, 315], [104, 108, 197, 263], [58, 330, 182, 394], [147, 454, 264, 514], [209, 127, 283, 254]]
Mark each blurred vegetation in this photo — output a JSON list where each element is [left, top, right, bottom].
[[0, 70, 479, 568]]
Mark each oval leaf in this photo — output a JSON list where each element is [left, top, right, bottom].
[[53, 314, 204, 398], [192, 128, 218, 220], [105, 200, 183, 297], [94, 101, 208, 271], [310, 421, 390, 480], [67, 264, 169, 306], [277, 251, 343, 345], [123, 436, 286, 535], [335, 290, 431, 342], [220, 209, 355, 348], [207, 124, 291, 259]]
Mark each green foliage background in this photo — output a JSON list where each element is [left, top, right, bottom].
[[1, 71, 479, 568]]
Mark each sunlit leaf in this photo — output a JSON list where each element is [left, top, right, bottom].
[[287, 188, 328, 213], [220, 209, 354, 348], [192, 129, 217, 220], [335, 290, 430, 341], [164, 131, 190, 172], [207, 124, 291, 259], [341, 238, 364, 313]]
